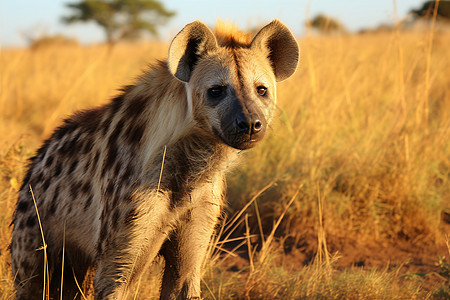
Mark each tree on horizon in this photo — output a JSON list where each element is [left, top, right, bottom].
[[307, 14, 347, 34], [410, 1, 450, 21], [62, 0, 175, 44]]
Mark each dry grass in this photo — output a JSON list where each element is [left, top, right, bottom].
[[1, 25, 450, 299]]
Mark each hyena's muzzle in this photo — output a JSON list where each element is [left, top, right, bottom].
[[219, 92, 266, 150]]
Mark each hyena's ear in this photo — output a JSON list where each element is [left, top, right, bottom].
[[251, 20, 299, 82], [168, 21, 218, 82]]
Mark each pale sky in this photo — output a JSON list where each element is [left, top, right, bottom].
[[1, 0, 425, 47]]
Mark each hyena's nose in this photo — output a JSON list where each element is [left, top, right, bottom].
[[235, 116, 263, 135]]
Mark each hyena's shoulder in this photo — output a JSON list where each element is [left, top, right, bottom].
[[29, 107, 105, 171], [26, 88, 132, 172]]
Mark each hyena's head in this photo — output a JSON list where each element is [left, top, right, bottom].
[[168, 20, 299, 150]]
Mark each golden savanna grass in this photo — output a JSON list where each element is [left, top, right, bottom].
[[1, 25, 450, 298]]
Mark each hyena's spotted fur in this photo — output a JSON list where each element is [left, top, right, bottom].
[[10, 20, 299, 299]]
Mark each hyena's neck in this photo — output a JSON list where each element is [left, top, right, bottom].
[[108, 61, 236, 185], [109, 62, 193, 173], [158, 129, 236, 205]]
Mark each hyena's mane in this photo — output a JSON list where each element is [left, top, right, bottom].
[[215, 20, 252, 48]]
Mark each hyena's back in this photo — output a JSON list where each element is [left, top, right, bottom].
[[10, 102, 142, 298]]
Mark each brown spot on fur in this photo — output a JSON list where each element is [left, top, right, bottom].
[[68, 159, 79, 174], [93, 151, 101, 169], [35, 172, 44, 185], [83, 197, 92, 211], [97, 223, 109, 254], [124, 207, 138, 225], [49, 186, 60, 215], [42, 177, 52, 192], [18, 220, 24, 230], [17, 201, 29, 213], [26, 237, 37, 248], [112, 210, 120, 230], [114, 162, 121, 178], [21, 260, 31, 272], [54, 162, 62, 177], [125, 122, 145, 145], [65, 132, 82, 157], [54, 121, 76, 141], [103, 142, 117, 175], [105, 182, 115, 196], [112, 190, 121, 208], [83, 157, 93, 174], [101, 117, 112, 137], [45, 156, 54, 168], [124, 97, 147, 120], [80, 138, 93, 155], [26, 215, 36, 228], [70, 181, 82, 198], [122, 164, 134, 184], [77, 108, 102, 134], [81, 181, 91, 195], [111, 95, 124, 115], [110, 120, 124, 142]]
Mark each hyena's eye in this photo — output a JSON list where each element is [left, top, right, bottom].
[[257, 86, 267, 96], [208, 86, 226, 98]]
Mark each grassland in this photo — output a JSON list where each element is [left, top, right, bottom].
[[1, 26, 449, 299]]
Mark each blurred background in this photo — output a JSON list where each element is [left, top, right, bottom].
[[0, 0, 433, 47]]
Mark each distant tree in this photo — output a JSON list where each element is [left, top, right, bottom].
[[307, 14, 346, 33], [62, 0, 175, 44], [411, 1, 450, 21]]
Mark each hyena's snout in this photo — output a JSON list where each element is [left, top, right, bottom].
[[223, 99, 267, 150]]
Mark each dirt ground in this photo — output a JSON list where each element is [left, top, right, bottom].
[[224, 219, 450, 282]]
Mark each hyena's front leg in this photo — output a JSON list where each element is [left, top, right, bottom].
[[160, 192, 222, 300], [93, 192, 172, 300]]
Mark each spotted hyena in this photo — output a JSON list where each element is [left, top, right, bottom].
[[10, 20, 299, 299]]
